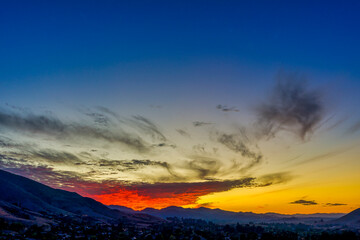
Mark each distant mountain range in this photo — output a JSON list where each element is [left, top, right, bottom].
[[0, 169, 358, 227], [109, 205, 346, 225]]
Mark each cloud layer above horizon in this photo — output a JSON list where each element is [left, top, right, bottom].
[[1, 73, 358, 212]]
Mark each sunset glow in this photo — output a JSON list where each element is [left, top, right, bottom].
[[1, 1, 360, 216]]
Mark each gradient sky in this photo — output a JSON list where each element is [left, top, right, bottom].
[[1, 1, 360, 214]]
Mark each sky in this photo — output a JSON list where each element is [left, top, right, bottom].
[[0, 1, 360, 214]]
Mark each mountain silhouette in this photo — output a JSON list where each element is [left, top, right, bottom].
[[0, 169, 161, 225], [333, 208, 360, 226], [109, 205, 344, 225]]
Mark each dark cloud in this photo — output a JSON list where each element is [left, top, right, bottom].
[[186, 156, 221, 180], [95, 106, 120, 119], [0, 162, 292, 209], [152, 143, 176, 148], [97, 158, 179, 180], [290, 199, 318, 205], [193, 121, 213, 127], [176, 129, 191, 138], [216, 133, 262, 172], [325, 203, 347, 206], [0, 110, 150, 152], [256, 72, 324, 140], [216, 105, 239, 112], [95, 176, 286, 210], [130, 115, 167, 141], [0, 146, 83, 166], [0, 136, 20, 148], [98, 159, 169, 170], [30, 149, 82, 164], [85, 112, 112, 126], [0, 135, 178, 179], [133, 178, 255, 197], [0, 153, 25, 164], [0, 110, 65, 133]]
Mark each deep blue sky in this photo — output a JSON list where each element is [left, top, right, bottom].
[[0, 1, 359, 111], [1, 1, 360, 76]]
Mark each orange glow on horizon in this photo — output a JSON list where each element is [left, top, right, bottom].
[[91, 190, 204, 210]]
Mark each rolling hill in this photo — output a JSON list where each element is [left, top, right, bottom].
[[333, 208, 360, 226], [0, 169, 162, 225]]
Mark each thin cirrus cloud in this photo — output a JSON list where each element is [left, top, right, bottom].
[[215, 132, 263, 173], [128, 115, 167, 142], [345, 120, 360, 135], [0, 109, 161, 153]]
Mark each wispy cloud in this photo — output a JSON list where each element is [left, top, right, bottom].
[[176, 129, 191, 138], [185, 156, 221, 180], [256, 72, 324, 140], [216, 105, 239, 112], [30, 149, 82, 164], [97, 159, 175, 175], [129, 115, 167, 141], [193, 121, 213, 127], [84, 112, 113, 126], [0, 109, 150, 152], [216, 132, 262, 173]]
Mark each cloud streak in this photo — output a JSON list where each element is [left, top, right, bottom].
[[129, 115, 167, 141], [345, 120, 360, 135], [290, 199, 318, 205], [216, 105, 239, 112], [0, 110, 150, 152], [216, 132, 262, 172], [176, 129, 191, 138], [324, 203, 347, 206]]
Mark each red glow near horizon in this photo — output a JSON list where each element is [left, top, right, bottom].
[[90, 190, 205, 210], [59, 178, 254, 210]]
